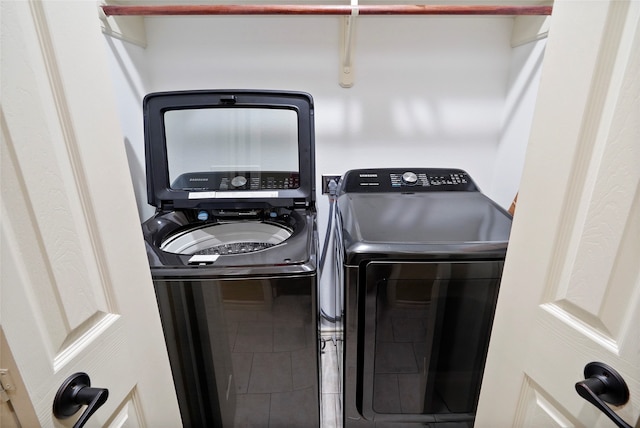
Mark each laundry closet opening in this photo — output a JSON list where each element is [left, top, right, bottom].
[[102, 4, 550, 426]]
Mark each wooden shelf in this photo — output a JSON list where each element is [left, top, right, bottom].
[[102, 4, 552, 16]]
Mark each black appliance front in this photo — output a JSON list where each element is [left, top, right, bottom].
[[152, 270, 318, 428], [141, 90, 319, 427], [337, 168, 512, 427]]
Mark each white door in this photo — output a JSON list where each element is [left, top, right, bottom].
[[1, 1, 181, 427], [476, 1, 639, 427]]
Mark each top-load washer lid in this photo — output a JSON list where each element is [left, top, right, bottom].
[[144, 90, 316, 210]]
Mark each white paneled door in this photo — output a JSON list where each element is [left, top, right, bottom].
[[1, 1, 181, 427], [3, 0, 639, 427], [477, 1, 639, 427]]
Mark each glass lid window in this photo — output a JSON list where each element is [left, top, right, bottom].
[[164, 107, 300, 191]]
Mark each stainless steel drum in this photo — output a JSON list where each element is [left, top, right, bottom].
[[160, 221, 293, 255]]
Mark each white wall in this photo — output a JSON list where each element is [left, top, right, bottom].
[[105, 15, 542, 213], [103, 35, 153, 220], [145, 16, 510, 205], [491, 38, 546, 208], [104, 15, 545, 325]]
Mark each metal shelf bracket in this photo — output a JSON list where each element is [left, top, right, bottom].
[[340, 0, 358, 88], [99, 3, 553, 87]]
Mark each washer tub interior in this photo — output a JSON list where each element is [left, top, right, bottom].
[[159, 221, 293, 256]]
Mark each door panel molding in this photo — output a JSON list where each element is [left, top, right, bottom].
[[514, 375, 578, 427], [476, 0, 640, 426], [1, 1, 181, 425], [30, 0, 118, 314], [542, 0, 632, 305]]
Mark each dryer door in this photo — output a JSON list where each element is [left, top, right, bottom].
[[359, 261, 503, 424]]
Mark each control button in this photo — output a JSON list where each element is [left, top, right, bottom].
[[231, 175, 247, 188], [401, 171, 418, 185]]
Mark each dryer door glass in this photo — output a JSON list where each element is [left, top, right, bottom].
[[361, 261, 502, 422]]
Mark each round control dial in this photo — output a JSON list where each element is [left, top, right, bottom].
[[401, 171, 418, 185], [231, 175, 247, 188]]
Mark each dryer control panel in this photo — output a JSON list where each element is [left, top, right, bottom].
[[340, 168, 478, 193]]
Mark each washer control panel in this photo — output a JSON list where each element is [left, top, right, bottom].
[[172, 171, 301, 191], [341, 168, 478, 193]]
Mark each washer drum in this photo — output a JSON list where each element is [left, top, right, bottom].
[[159, 221, 293, 256]]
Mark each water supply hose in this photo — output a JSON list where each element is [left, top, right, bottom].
[[319, 178, 340, 323]]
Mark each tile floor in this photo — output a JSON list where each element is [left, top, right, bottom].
[[320, 334, 341, 428], [229, 326, 342, 427]]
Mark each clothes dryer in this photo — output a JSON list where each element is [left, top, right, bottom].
[[335, 168, 512, 427], [141, 90, 319, 427]]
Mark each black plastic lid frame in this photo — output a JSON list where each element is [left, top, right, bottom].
[[144, 90, 316, 210]]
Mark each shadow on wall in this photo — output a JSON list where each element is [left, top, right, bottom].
[[500, 41, 546, 138], [103, 35, 147, 102], [490, 39, 547, 209], [124, 137, 154, 222]]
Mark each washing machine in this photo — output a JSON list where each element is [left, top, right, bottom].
[[141, 90, 320, 428], [335, 168, 512, 427]]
